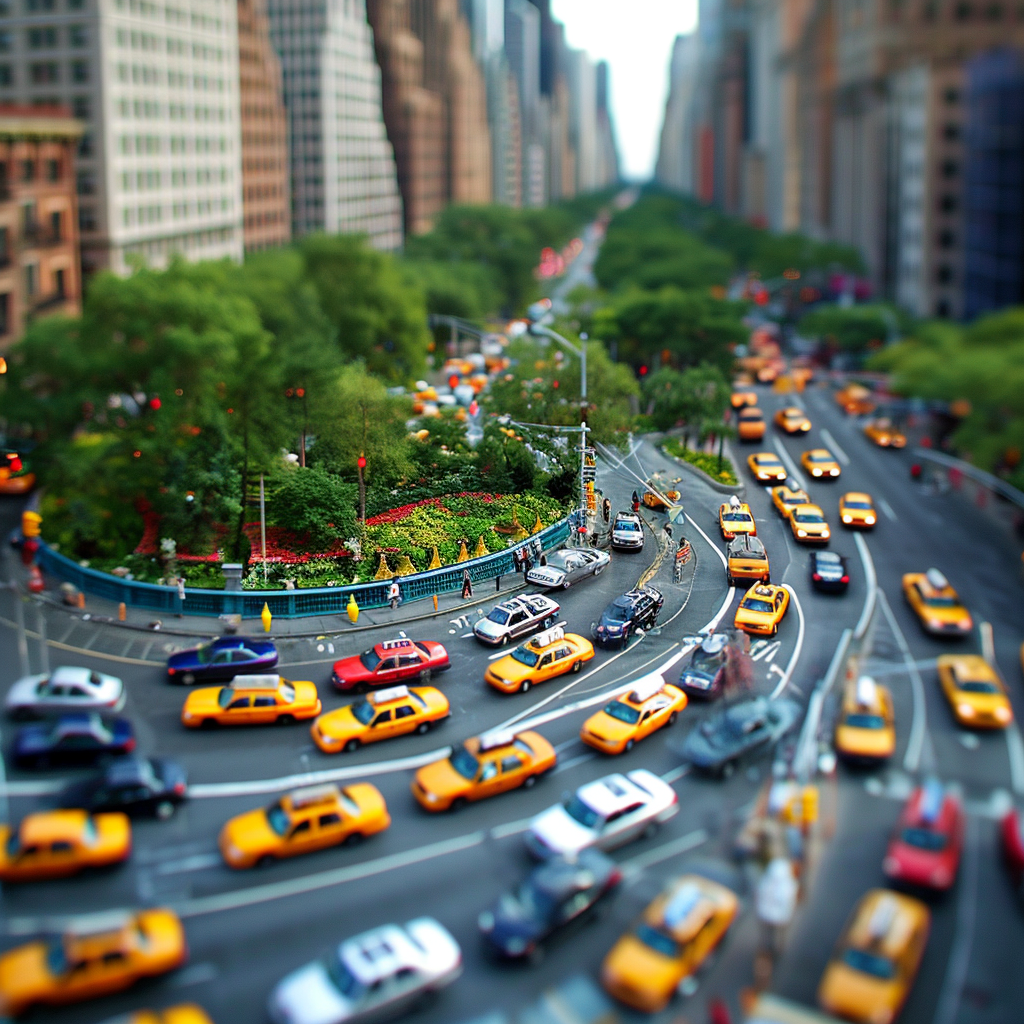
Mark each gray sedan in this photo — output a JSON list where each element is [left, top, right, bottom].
[[526, 548, 610, 590]]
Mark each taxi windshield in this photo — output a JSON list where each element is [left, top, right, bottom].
[[842, 947, 896, 980], [217, 688, 234, 709], [487, 608, 511, 626], [845, 713, 885, 729], [195, 643, 213, 664], [741, 598, 774, 614], [266, 803, 290, 836], [450, 745, 480, 780], [722, 512, 751, 522], [784, 494, 806, 504], [795, 512, 825, 524], [327, 955, 365, 1000], [757, 455, 781, 464], [564, 795, 600, 829], [45, 939, 68, 976], [615, 520, 640, 532], [844, 500, 872, 510], [901, 827, 948, 851], [635, 923, 681, 959], [82, 816, 98, 846], [603, 701, 641, 725], [922, 593, 959, 608], [351, 701, 375, 725], [511, 646, 541, 667], [808, 452, 834, 462], [958, 680, 998, 694], [359, 650, 382, 671], [5, 833, 20, 857]]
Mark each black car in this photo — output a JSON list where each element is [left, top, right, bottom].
[[166, 636, 279, 684], [478, 849, 621, 959], [593, 586, 664, 647], [678, 633, 729, 700], [59, 756, 187, 819], [810, 550, 850, 593], [12, 712, 135, 769]]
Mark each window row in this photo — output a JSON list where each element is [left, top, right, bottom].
[[18, 25, 89, 48], [119, 165, 231, 190], [118, 134, 232, 155], [113, 0, 225, 31], [0, 157, 66, 184], [116, 63, 225, 91], [0, 59, 89, 85], [115, 29, 225, 62], [122, 195, 234, 225]]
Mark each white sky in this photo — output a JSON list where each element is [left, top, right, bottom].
[[551, 0, 698, 180]]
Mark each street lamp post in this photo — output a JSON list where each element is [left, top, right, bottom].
[[357, 453, 366, 523]]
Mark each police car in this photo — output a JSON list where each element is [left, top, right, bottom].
[[473, 594, 561, 646]]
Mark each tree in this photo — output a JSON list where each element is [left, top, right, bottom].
[[642, 364, 730, 442], [797, 304, 900, 354], [268, 467, 357, 549]]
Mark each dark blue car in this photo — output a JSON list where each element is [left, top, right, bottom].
[[59, 755, 187, 819], [166, 636, 278, 684], [12, 712, 135, 769]]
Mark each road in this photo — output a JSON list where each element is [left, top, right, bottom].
[[0, 378, 1022, 1024]]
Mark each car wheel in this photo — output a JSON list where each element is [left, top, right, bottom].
[[277, 714, 295, 726], [419, 668, 432, 683], [182, 672, 195, 685], [594, 565, 604, 576], [501, 634, 510, 646], [571, 660, 582, 674], [344, 832, 364, 847], [721, 759, 737, 780], [520, 680, 531, 694], [256, 854, 275, 869], [200, 719, 217, 730], [542, 617, 554, 628], [726, 575, 734, 587], [416, 721, 430, 735], [451, 797, 467, 812], [624, 739, 634, 752], [344, 738, 360, 753], [642, 820, 659, 840], [354, 682, 369, 695], [667, 711, 678, 726], [561, 580, 571, 589], [155, 801, 175, 820], [523, 774, 537, 789], [11, 707, 34, 722]]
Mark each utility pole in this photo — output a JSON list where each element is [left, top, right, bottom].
[[357, 454, 366, 523], [259, 473, 267, 585]]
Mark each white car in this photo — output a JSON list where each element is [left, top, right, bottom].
[[472, 594, 561, 646], [526, 548, 610, 590], [611, 512, 645, 551], [5, 666, 125, 720], [268, 918, 462, 1024], [526, 769, 678, 859]]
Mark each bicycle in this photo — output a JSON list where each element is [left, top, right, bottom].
[[672, 539, 692, 583]]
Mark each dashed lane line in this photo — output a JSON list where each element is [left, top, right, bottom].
[[771, 438, 808, 492], [621, 828, 708, 876], [853, 532, 877, 641], [769, 585, 805, 700], [879, 497, 897, 522], [820, 428, 850, 466]]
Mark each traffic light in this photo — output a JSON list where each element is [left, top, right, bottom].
[[638, 365, 648, 377]]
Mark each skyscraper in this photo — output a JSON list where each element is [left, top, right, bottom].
[[505, 0, 545, 205]]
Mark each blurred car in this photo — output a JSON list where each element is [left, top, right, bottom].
[[677, 633, 729, 700], [93, 1007, 213, 1024], [1000, 805, 1024, 892], [12, 713, 135, 769], [5, 665, 125, 720], [485, 626, 594, 694], [166, 636, 278, 684], [801, 448, 841, 479], [478, 849, 621, 960], [835, 675, 896, 765], [0, 809, 131, 882], [676, 697, 800, 777], [610, 511, 645, 551], [773, 407, 812, 434], [936, 654, 1013, 728], [0, 450, 35, 494], [730, 390, 757, 409], [747, 451, 788, 483], [810, 550, 849, 593], [59, 756, 187, 819], [525, 769, 678, 859], [412, 729, 556, 812], [330, 638, 450, 693], [789, 503, 831, 544], [181, 674, 320, 728], [818, 889, 929, 1024], [267, 918, 461, 1024], [864, 418, 907, 448], [219, 782, 390, 869], [883, 780, 964, 891], [580, 675, 686, 755], [840, 492, 877, 529], [473, 594, 560, 646], [737, 406, 766, 442], [593, 586, 663, 648], [0, 908, 187, 1017], [718, 498, 757, 540], [642, 486, 681, 512], [771, 484, 810, 520], [601, 874, 739, 1013], [727, 535, 770, 586], [834, 383, 876, 415], [526, 547, 609, 590], [902, 569, 973, 637], [734, 582, 790, 636], [312, 684, 450, 752]]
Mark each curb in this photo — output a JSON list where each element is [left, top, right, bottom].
[[660, 446, 745, 496]]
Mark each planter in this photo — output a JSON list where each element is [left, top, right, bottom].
[[660, 444, 745, 496]]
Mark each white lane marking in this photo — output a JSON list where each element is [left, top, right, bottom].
[[980, 621, 996, 664], [621, 828, 708, 876], [489, 817, 533, 840], [660, 764, 691, 784], [983, 622, 1024, 795], [931, 816, 980, 1024], [820, 428, 850, 466], [554, 738, 580, 754], [771, 438, 807, 491], [460, 632, 473, 638], [879, 497, 897, 522], [552, 752, 597, 775], [169, 962, 219, 988], [0, 779, 64, 797], [751, 640, 781, 663], [769, 585, 805, 700], [853, 532, 877, 641], [155, 852, 222, 876], [877, 590, 929, 773]]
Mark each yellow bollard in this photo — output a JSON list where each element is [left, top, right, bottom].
[[76, 591, 85, 609], [432, 594, 438, 611], [261, 602, 272, 633], [347, 594, 359, 624], [118, 602, 126, 622]]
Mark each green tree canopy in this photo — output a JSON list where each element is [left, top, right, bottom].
[[268, 466, 357, 549], [641, 363, 730, 435], [797, 304, 901, 353]]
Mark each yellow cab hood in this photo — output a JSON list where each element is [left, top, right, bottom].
[[603, 934, 679, 1006], [0, 942, 50, 1012], [415, 757, 471, 801], [182, 687, 225, 716], [315, 706, 363, 740], [583, 711, 634, 744], [820, 962, 900, 1020], [488, 655, 533, 684], [221, 808, 280, 854], [837, 725, 894, 758]]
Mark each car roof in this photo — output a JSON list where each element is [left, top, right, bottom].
[[843, 491, 872, 503], [848, 891, 924, 957], [20, 810, 88, 844], [943, 655, 997, 683], [227, 674, 282, 690], [752, 452, 781, 461], [499, 595, 550, 616], [805, 448, 833, 458], [104, 758, 151, 785], [373, 638, 418, 656], [577, 773, 645, 816], [53, 712, 105, 733], [813, 550, 843, 563], [340, 924, 422, 984], [50, 667, 98, 686], [792, 503, 824, 514], [654, 878, 719, 941]]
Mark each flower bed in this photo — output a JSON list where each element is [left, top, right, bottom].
[[662, 438, 739, 487]]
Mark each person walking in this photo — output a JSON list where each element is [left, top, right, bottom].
[[461, 569, 473, 600], [522, 549, 533, 583], [388, 577, 401, 611], [631, 490, 640, 514]]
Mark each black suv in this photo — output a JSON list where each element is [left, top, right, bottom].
[[593, 586, 664, 647]]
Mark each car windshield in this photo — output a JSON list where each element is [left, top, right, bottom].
[[194, 643, 213, 664], [722, 512, 751, 522], [511, 646, 541, 667], [845, 713, 885, 729], [842, 947, 896, 980], [265, 803, 290, 837], [923, 594, 959, 608], [564, 795, 600, 829], [741, 598, 774, 614], [351, 701, 375, 725], [635, 923, 681, 959], [809, 453, 833, 462], [45, 940, 68, 977], [844, 500, 872, 510], [487, 608, 511, 626], [279, 683, 295, 703], [816, 552, 842, 564], [901, 827, 948, 851], [5, 833, 20, 857], [217, 688, 235, 709], [615, 520, 640, 532], [602, 701, 641, 725], [958, 680, 999, 694], [511, 881, 556, 920], [450, 745, 480, 780], [359, 650, 382, 671], [795, 512, 824, 523], [692, 649, 726, 673], [327, 954, 365, 1000]]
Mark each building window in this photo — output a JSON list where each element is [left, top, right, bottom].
[[77, 132, 92, 157], [29, 61, 58, 84], [27, 26, 57, 48], [54, 267, 65, 297], [0, 293, 9, 336], [987, 2, 1004, 16], [72, 95, 88, 118], [26, 0, 57, 9], [939, 194, 958, 212], [76, 170, 94, 194], [936, 264, 954, 283], [45, 157, 59, 181], [945, 87, 960, 104], [955, 1, 972, 16], [0, 32, 10, 52], [0, 227, 9, 266], [20, 159, 33, 182], [49, 210, 61, 241], [935, 299, 951, 317], [24, 263, 37, 298], [941, 159, 958, 178], [943, 123, 960, 141], [68, 0, 85, 8], [68, 24, 87, 46], [71, 60, 88, 83], [938, 229, 956, 248], [78, 205, 96, 231]]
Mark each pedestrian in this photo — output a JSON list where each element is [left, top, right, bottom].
[[756, 857, 798, 960], [602, 498, 611, 523], [663, 521, 673, 542], [540, 553, 547, 566], [522, 549, 533, 583], [388, 576, 401, 611], [176, 576, 186, 617], [631, 490, 640, 514], [461, 568, 473, 600], [708, 997, 732, 1024], [511, 548, 521, 574]]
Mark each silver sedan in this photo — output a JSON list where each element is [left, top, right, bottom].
[[525, 548, 610, 590], [4, 666, 125, 720]]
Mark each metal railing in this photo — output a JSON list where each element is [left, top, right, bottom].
[[36, 517, 573, 619]]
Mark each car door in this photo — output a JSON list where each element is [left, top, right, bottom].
[[225, 694, 253, 723], [48, 838, 79, 872], [607, 801, 649, 846], [393, 703, 418, 736], [284, 816, 318, 856], [476, 758, 502, 799], [507, 609, 529, 637], [535, 652, 555, 683], [556, 888, 594, 929], [498, 753, 527, 793], [396, 652, 425, 681], [210, 648, 234, 679], [374, 657, 401, 684], [774, 592, 786, 625], [10, 842, 42, 877], [251, 694, 280, 724], [315, 810, 348, 851], [369, 708, 396, 741]]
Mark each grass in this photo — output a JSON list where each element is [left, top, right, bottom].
[[662, 438, 739, 487]]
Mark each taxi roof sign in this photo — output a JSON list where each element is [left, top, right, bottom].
[[229, 673, 280, 690], [478, 729, 516, 752], [925, 568, 949, 591], [627, 673, 666, 704], [867, 894, 898, 941], [919, 778, 945, 824], [369, 685, 411, 705], [530, 625, 564, 648], [291, 783, 340, 809], [380, 639, 414, 651], [855, 675, 878, 707], [663, 881, 703, 928]]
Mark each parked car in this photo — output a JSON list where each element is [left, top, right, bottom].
[[12, 713, 135, 769], [677, 633, 729, 700], [610, 512, 644, 551], [473, 594, 561, 646], [5, 666, 125, 720], [59, 756, 187, 819], [593, 586, 663, 647], [527, 548, 610, 590], [166, 636, 278, 684], [810, 550, 850, 593]]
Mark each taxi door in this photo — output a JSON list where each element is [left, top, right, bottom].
[[392, 702, 419, 737], [62, 948, 128, 1002], [373, 657, 402, 686], [535, 652, 557, 683], [367, 707, 399, 742], [283, 813, 321, 857], [638, 695, 672, 739], [252, 693, 281, 724], [497, 753, 528, 794], [314, 809, 352, 851], [7, 842, 44, 880], [774, 590, 788, 622], [222, 694, 253, 724], [475, 757, 505, 799]]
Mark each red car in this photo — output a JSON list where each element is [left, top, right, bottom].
[[883, 779, 964, 891], [1001, 806, 1024, 892], [331, 638, 450, 693]]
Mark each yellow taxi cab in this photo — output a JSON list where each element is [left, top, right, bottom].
[[412, 729, 556, 812], [96, 1007, 213, 1024], [835, 676, 896, 764], [789, 503, 831, 544], [580, 675, 687, 755], [731, 390, 757, 409], [773, 406, 812, 434], [771, 484, 810, 520], [601, 874, 738, 1013], [840, 492, 877, 529], [902, 569, 973, 637], [718, 498, 757, 540], [734, 583, 789, 636], [863, 418, 907, 449], [0, 810, 131, 882], [219, 782, 390, 869], [757, 363, 782, 384], [801, 448, 841, 479], [937, 655, 1013, 728], [818, 889, 930, 1024], [737, 406, 766, 442], [747, 452, 788, 483], [181, 673, 321, 729], [726, 535, 770, 586], [485, 626, 595, 695], [0, 909, 187, 1017], [643, 486, 681, 511], [311, 684, 450, 753], [835, 383, 876, 416]]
